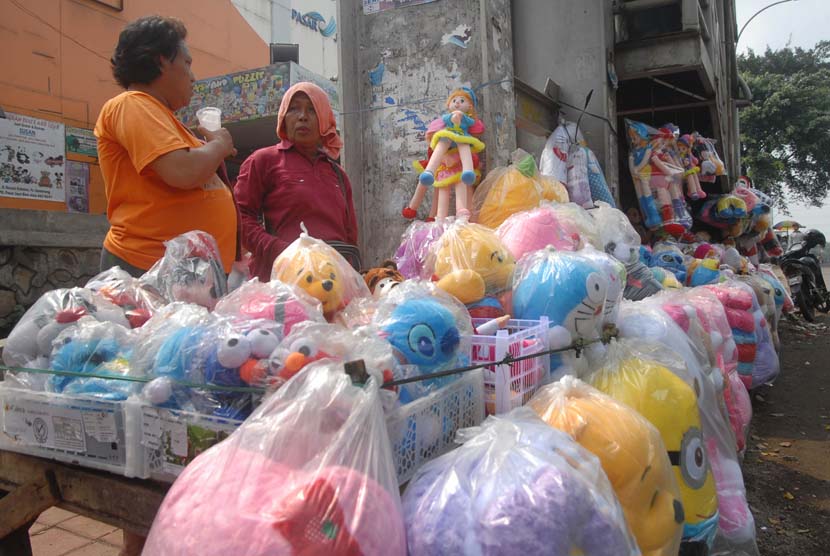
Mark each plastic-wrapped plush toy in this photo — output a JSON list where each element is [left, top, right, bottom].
[[47, 318, 135, 400], [697, 195, 748, 238], [143, 362, 406, 556], [677, 134, 707, 200], [686, 257, 723, 286], [693, 133, 726, 183], [686, 287, 752, 455], [625, 120, 690, 236], [402, 407, 640, 556], [539, 118, 583, 183], [529, 376, 684, 556], [585, 146, 616, 207], [472, 149, 568, 229], [142, 230, 228, 310], [579, 245, 626, 329], [406, 87, 485, 219], [393, 218, 450, 279], [372, 281, 473, 402], [213, 277, 325, 336], [427, 219, 515, 318], [591, 202, 663, 300], [271, 232, 370, 322], [649, 241, 688, 284], [587, 339, 720, 552], [85, 267, 165, 328], [512, 248, 608, 379], [361, 260, 405, 297], [2, 288, 130, 380], [549, 202, 603, 249], [703, 283, 758, 390], [640, 247, 683, 290], [496, 202, 580, 263]]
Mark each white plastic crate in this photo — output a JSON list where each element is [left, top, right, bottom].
[[385, 368, 485, 485], [0, 385, 141, 477], [471, 317, 550, 415], [125, 399, 242, 482]]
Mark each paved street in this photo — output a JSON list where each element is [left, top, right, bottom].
[[27, 508, 122, 556]]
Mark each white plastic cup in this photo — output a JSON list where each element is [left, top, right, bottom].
[[196, 107, 222, 132]]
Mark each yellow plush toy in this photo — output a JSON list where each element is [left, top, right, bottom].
[[429, 220, 515, 318], [473, 149, 568, 229], [588, 349, 720, 550], [529, 376, 684, 556], [271, 234, 370, 321]]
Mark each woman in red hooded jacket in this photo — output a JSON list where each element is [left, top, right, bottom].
[[234, 82, 360, 281]]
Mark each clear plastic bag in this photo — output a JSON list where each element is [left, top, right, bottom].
[[47, 317, 136, 400], [143, 362, 406, 556], [549, 202, 602, 249], [578, 245, 626, 328], [496, 201, 580, 263], [529, 376, 683, 556], [213, 277, 325, 337], [693, 133, 726, 183], [371, 280, 473, 403], [85, 266, 166, 328], [141, 230, 228, 310], [426, 218, 515, 318], [539, 119, 584, 183], [393, 219, 451, 280], [585, 146, 616, 207], [587, 338, 721, 551], [402, 407, 639, 556], [590, 202, 664, 301], [566, 142, 593, 208], [3, 288, 130, 376], [271, 232, 370, 322], [472, 148, 568, 229]]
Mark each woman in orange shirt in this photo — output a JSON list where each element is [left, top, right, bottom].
[[95, 15, 240, 277]]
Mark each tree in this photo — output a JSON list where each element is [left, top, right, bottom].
[[738, 41, 830, 209]]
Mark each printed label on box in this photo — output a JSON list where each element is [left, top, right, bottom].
[[3, 400, 87, 452], [82, 411, 117, 443]]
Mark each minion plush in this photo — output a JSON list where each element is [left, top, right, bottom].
[[588, 352, 720, 551], [529, 377, 684, 556]]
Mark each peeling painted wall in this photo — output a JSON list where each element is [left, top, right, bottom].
[[338, 0, 516, 267]]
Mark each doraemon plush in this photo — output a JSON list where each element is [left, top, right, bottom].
[[402, 408, 639, 556], [529, 377, 684, 556], [579, 245, 626, 329], [512, 248, 608, 379]]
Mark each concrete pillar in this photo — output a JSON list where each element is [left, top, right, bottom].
[[337, 0, 516, 267]]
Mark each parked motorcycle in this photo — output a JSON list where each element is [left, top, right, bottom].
[[778, 229, 829, 322]]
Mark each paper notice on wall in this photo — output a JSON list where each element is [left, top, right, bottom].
[[65, 160, 89, 213], [65, 126, 98, 158], [0, 112, 66, 201], [363, 0, 438, 14], [141, 407, 163, 450]]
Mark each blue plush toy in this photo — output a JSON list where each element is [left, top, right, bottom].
[[650, 242, 688, 284], [381, 298, 462, 403], [50, 336, 133, 400], [147, 325, 256, 420], [512, 249, 608, 378]]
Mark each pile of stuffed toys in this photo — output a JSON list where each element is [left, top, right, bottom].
[[1, 112, 792, 556]]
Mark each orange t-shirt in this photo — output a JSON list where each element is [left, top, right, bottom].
[[95, 91, 237, 272]]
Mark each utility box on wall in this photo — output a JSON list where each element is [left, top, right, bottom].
[[337, 0, 517, 266]]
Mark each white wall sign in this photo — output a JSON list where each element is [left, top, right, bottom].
[[0, 112, 66, 202]]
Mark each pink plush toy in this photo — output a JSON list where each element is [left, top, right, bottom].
[[496, 203, 580, 262], [706, 439, 757, 550]]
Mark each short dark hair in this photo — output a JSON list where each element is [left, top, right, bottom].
[[111, 15, 188, 89]]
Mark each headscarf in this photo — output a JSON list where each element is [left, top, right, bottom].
[[276, 82, 343, 159]]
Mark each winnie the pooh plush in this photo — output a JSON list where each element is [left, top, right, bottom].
[[428, 219, 515, 318], [272, 234, 370, 321]]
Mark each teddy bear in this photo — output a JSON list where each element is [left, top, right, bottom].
[[402, 408, 640, 556], [361, 260, 404, 297], [529, 376, 684, 556], [271, 233, 370, 322], [428, 219, 515, 318]]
